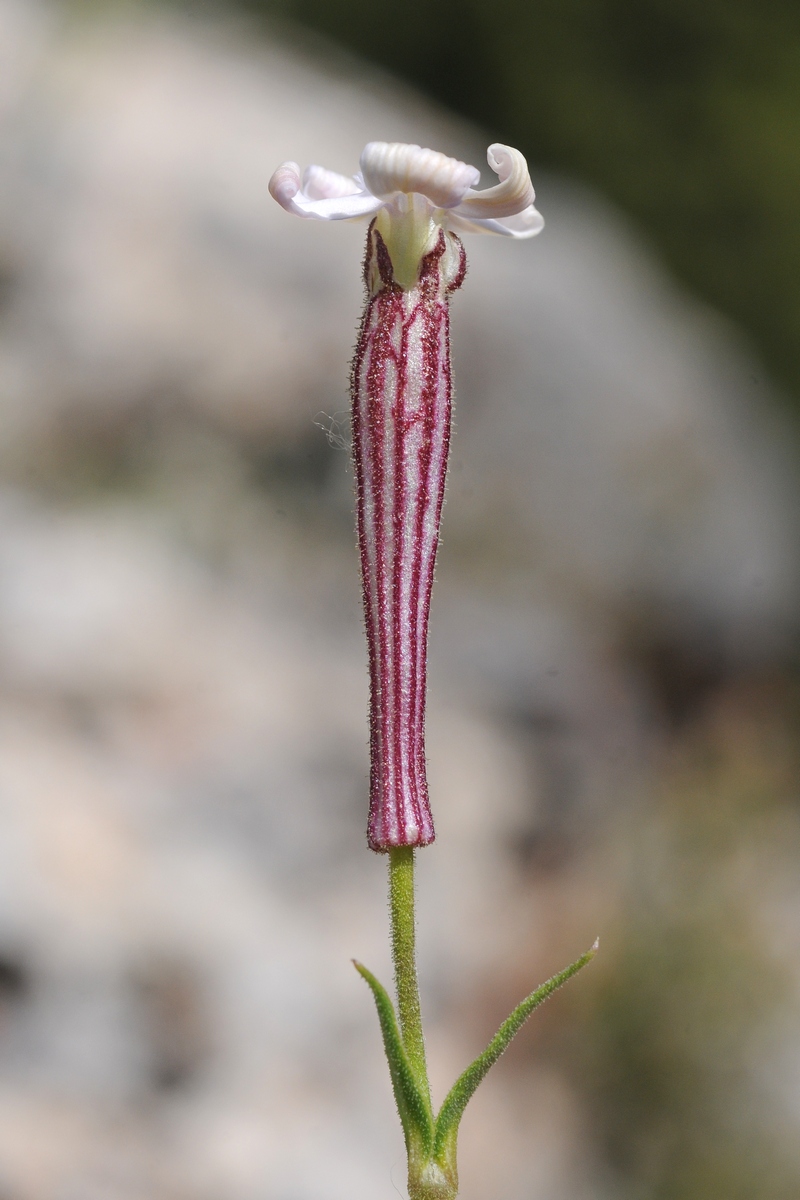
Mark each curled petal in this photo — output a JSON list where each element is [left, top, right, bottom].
[[360, 142, 480, 208], [269, 161, 304, 211], [269, 160, 383, 221], [446, 202, 544, 239], [452, 144, 535, 220], [302, 163, 362, 200]]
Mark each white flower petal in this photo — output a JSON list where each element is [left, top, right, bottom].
[[269, 161, 305, 213], [360, 142, 480, 208], [446, 203, 544, 238], [298, 191, 384, 220], [453, 144, 535, 220], [302, 164, 362, 200], [269, 161, 382, 221], [295, 191, 383, 220]]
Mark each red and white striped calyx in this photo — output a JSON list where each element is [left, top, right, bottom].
[[269, 142, 542, 849], [354, 221, 465, 850]]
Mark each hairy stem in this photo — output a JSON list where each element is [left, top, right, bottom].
[[389, 847, 430, 1103]]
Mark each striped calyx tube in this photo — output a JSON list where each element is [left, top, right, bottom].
[[353, 219, 466, 851]]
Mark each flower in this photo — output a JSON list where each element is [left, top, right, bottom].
[[270, 142, 543, 289], [270, 142, 541, 850]]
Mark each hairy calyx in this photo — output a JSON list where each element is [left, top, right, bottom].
[[352, 221, 466, 851]]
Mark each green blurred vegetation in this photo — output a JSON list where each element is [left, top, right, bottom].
[[242, 0, 800, 410], [563, 677, 800, 1198]]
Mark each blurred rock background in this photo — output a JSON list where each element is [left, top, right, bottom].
[[0, 1, 798, 1198]]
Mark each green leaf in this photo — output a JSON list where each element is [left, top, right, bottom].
[[433, 940, 598, 1161], [353, 960, 434, 1155]]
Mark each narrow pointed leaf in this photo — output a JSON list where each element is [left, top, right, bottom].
[[433, 941, 598, 1158], [354, 961, 434, 1153]]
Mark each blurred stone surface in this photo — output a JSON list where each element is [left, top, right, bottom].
[[0, 1, 798, 1198]]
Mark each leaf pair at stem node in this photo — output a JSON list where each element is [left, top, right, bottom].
[[354, 938, 597, 1200]]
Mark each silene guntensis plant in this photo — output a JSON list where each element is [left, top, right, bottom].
[[270, 141, 597, 1200]]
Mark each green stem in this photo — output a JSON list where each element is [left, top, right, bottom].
[[388, 847, 430, 1104]]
